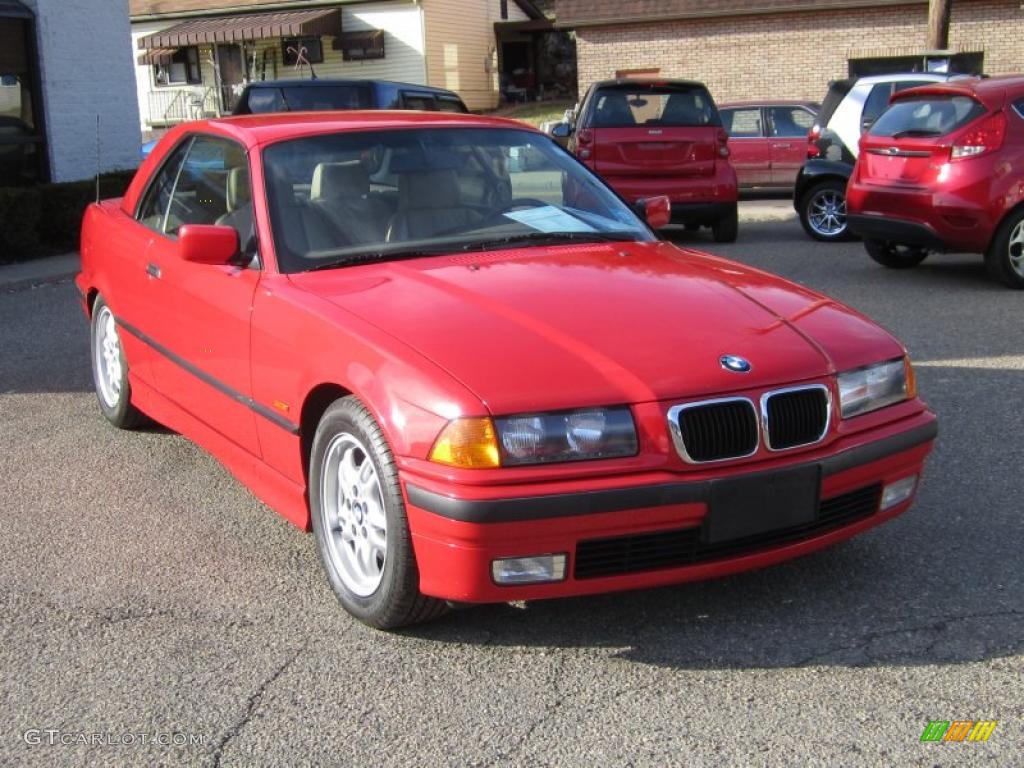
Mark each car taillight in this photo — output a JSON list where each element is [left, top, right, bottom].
[[807, 125, 821, 158], [951, 111, 1006, 160], [576, 128, 593, 159], [716, 128, 729, 158]]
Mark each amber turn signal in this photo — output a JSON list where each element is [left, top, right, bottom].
[[904, 356, 917, 399], [429, 417, 501, 468]]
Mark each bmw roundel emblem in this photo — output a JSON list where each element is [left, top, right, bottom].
[[720, 354, 752, 373]]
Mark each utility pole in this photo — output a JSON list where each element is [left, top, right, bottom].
[[927, 0, 952, 49]]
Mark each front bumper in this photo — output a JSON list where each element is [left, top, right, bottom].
[[403, 415, 936, 603]]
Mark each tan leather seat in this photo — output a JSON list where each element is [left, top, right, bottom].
[[386, 169, 481, 241], [310, 161, 390, 244], [216, 166, 254, 250]]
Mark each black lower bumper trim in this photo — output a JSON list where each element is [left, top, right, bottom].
[[847, 214, 946, 250], [405, 420, 937, 523]]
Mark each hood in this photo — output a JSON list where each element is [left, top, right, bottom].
[[289, 241, 904, 415]]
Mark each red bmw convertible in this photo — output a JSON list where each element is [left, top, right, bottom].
[[77, 112, 937, 628]]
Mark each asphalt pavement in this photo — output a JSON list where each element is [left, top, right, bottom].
[[1, 216, 1021, 766]]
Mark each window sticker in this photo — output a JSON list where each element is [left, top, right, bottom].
[[503, 205, 597, 233]]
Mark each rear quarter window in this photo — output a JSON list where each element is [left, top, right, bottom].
[[870, 95, 986, 138]]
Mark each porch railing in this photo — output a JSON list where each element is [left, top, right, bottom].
[[146, 87, 220, 127]]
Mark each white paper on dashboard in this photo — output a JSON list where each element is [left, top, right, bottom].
[[503, 206, 597, 233]]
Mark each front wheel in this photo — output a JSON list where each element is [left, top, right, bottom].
[[309, 396, 447, 629], [90, 297, 145, 429], [864, 239, 929, 269], [711, 204, 738, 243], [799, 180, 851, 242], [985, 209, 1024, 289]]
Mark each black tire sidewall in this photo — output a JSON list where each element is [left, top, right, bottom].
[[712, 204, 739, 243], [986, 210, 1024, 289], [864, 239, 928, 269], [309, 397, 420, 627]]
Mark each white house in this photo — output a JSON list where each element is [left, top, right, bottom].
[[0, 0, 139, 183], [129, 0, 547, 135]]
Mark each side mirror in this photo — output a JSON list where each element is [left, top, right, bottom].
[[177, 224, 240, 265], [861, 117, 875, 133], [550, 122, 573, 139], [640, 195, 671, 229]]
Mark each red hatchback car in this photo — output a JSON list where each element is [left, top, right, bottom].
[[78, 112, 936, 628], [847, 75, 1024, 287], [560, 79, 739, 241]]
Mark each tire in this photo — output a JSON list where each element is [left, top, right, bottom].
[[799, 179, 852, 242], [711, 204, 739, 243], [984, 209, 1024, 289], [309, 396, 447, 629], [90, 297, 145, 429], [864, 239, 929, 269], [683, 223, 701, 232]]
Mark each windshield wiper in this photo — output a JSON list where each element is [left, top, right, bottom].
[[458, 231, 636, 252], [890, 129, 942, 139], [306, 247, 446, 272]]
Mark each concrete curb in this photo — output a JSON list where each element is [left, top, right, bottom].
[[0, 253, 80, 293]]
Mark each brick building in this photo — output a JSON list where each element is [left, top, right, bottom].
[[558, 0, 1024, 102]]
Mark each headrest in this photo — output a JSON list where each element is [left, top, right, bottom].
[[311, 161, 370, 200], [225, 167, 251, 212], [398, 169, 461, 209]]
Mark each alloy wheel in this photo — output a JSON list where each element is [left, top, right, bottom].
[[807, 189, 847, 238], [319, 432, 388, 597]]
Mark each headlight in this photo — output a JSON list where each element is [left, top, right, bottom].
[[837, 357, 915, 419], [496, 407, 638, 466]]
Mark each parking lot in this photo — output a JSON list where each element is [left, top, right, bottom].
[[1, 209, 1021, 766]]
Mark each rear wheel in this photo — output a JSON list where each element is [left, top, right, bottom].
[[309, 396, 447, 629], [985, 209, 1024, 289], [90, 297, 145, 429], [799, 180, 851, 242], [864, 239, 929, 269], [711, 204, 738, 243]]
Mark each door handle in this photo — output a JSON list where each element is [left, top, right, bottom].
[[146, 263, 161, 279], [772, 143, 792, 149]]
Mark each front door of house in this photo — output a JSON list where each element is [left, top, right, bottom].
[[216, 44, 245, 112]]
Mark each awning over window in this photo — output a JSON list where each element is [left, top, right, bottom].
[[137, 47, 177, 66], [137, 8, 341, 49]]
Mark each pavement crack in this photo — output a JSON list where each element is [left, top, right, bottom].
[[793, 608, 1024, 666], [210, 643, 306, 767]]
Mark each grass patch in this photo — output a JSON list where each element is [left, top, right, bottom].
[[487, 99, 574, 128]]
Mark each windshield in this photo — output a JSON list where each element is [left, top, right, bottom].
[[591, 85, 721, 128], [263, 127, 653, 273], [869, 95, 986, 138]]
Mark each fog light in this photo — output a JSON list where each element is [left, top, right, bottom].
[[491, 554, 567, 585], [881, 475, 918, 510]]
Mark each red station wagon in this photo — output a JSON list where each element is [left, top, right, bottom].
[[847, 75, 1024, 288], [78, 112, 936, 628], [719, 100, 819, 190], [559, 79, 739, 241]]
